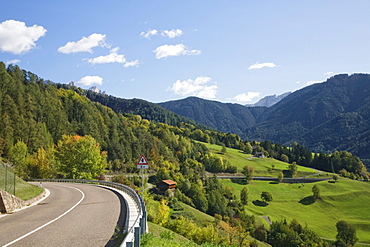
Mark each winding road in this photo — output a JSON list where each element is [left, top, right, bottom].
[[0, 182, 126, 247]]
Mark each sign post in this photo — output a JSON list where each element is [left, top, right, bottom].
[[137, 154, 149, 200]]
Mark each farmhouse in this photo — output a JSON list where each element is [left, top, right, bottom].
[[157, 179, 177, 192], [255, 152, 265, 158], [252, 146, 265, 158]]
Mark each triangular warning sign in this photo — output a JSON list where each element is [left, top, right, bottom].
[[137, 154, 148, 165]]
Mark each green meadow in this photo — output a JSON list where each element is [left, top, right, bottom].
[[145, 211, 270, 247], [200, 141, 318, 177], [221, 178, 370, 244], [198, 142, 370, 244]]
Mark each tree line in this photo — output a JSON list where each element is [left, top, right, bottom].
[[259, 140, 368, 179]]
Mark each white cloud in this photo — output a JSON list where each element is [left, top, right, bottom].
[[87, 47, 125, 64], [196, 85, 218, 99], [0, 20, 46, 54], [77, 76, 103, 86], [123, 59, 140, 68], [58, 33, 107, 54], [86, 47, 140, 68], [167, 76, 217, 99], [162, 29, 183, 38], [233, 92, 260, 103], [140, 29, 158, 39], [324, 71, 334, 76], [153, 44, 201, 59], [6, 59, 21, 65], [248, 62, 277, 70]]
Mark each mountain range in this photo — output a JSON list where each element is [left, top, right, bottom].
[[158, 74, 370, 160], [66, 73, 369, 161]]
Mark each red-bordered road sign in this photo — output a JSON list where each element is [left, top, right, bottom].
[[137, 154, 148, 165], [137, 154, 149, 169]]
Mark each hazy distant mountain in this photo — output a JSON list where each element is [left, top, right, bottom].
[[88, 86, 106, 95], [247, 92, 291, 107]]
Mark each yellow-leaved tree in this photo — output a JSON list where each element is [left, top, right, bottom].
[[156, 199, 170, 226], [55, 135, 107, 180]]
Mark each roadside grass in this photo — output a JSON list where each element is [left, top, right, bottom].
[[0, 164, 43, 201], [220, 178, 370, 244], [143, 222, 197, 247], [199, 141, 318, 177], [179, 202, 215, 224]]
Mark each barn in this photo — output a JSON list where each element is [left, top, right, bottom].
[[157, 179, 177, 192]]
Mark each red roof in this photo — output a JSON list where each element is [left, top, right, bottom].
[[161, 180, 177, 185]]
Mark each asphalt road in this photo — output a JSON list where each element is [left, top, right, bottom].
[[0, 182, 126, 247]]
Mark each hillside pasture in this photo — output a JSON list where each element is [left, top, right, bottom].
[[221, 178, 370, 244], [200, 141, 318, 177]]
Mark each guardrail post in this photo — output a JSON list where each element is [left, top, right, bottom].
[[140, 205, 147, 234], [140, 217, 144, 235], [134, 227, 140, 247]]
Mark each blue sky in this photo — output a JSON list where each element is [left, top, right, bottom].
[[1, 1, 370, 104]]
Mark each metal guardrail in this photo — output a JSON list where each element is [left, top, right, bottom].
[[27, 179, 147, 247]]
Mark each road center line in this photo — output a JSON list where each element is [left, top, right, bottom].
[[3, 184, 85, 247]]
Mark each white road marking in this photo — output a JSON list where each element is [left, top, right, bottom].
[[2, 184, 85, 247]]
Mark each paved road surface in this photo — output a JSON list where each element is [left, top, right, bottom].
[[0, 182, 126, 247]]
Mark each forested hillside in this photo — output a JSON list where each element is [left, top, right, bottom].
[[0, 62, 243, 167], [159, 96, 259, 137], [246, 74, 370, 159], [158, 74, 370, 161], [82, 90, 214, 132]]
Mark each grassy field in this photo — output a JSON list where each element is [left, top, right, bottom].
[[180, 202, 215, 224], [199, 141, 318, 177], [179, 202, 271, 247], [221, 178, 370, 245], [143, 222, 198, 247], [0, 164, 43, 201], [146, 208, 270, 247]]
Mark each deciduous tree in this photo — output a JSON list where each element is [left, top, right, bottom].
[[336, 220, 358, 246], [156, 199, 170, 226], [277, 171, 284, 183], [288, 162, 298, 178], [312, 184, 320, 200], [261, 191, 273, 204], [240, 186, 249, 205], [242, 165, 254, 184], [55, 135, 107, 179], [8, 141, 28, 178], [221, 144, 227, 154], [243, 142, 253, 154]]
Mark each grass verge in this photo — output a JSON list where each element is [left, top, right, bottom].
[[0, 164, 44, 201]]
